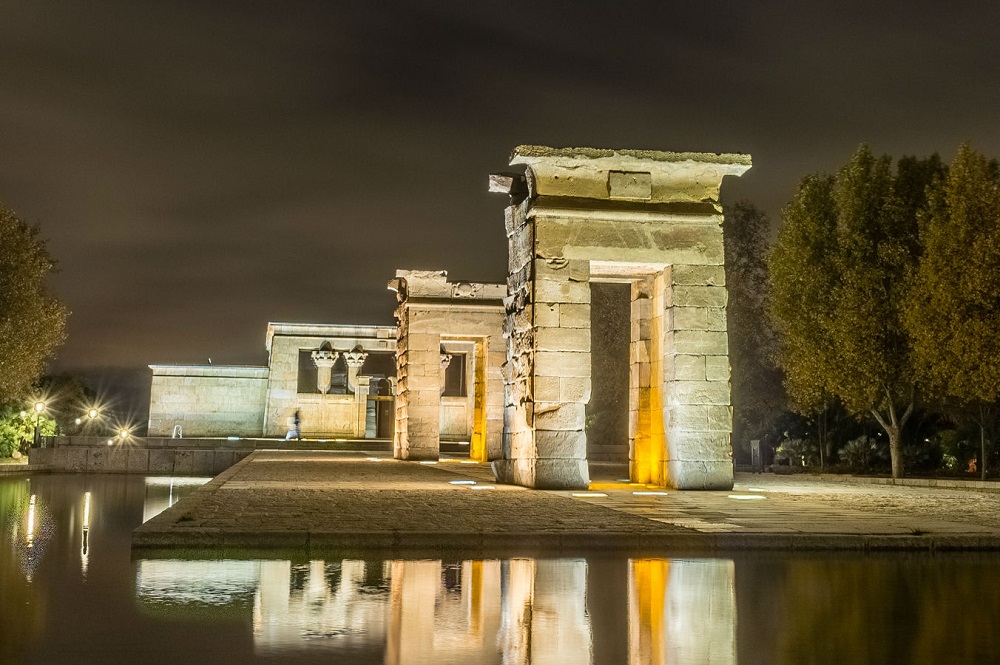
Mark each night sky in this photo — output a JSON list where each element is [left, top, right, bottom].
[[2, 1, 999, 373]]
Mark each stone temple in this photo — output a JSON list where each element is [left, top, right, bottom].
[[148, 145, 750, 490]]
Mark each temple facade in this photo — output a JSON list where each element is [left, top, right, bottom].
[[148, 145, 750, 490]]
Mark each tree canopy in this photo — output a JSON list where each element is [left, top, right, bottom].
[[0, 200, 68, 402], [904, 144, 1000, 477], [769, 145, 945, 478]]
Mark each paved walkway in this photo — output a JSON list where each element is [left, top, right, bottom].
[[132, 450, 1000, 555]]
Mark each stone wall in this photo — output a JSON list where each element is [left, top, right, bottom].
[[389, 270, 505, 461], [263, 323, 396, 438], [148, 365, 268, 437], [490, 145, 751, 490], [30, 441, 250, 475]]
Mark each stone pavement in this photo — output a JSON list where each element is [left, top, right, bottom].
[[132, 450, 1000, 555]]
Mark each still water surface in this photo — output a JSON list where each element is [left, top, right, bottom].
[[3, 473, 1000, 665]]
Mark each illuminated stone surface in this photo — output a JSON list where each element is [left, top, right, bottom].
[[389, 270, 505, 462], [492, 146, 751, 490]]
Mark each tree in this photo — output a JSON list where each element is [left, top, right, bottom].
[[904, 144, 1000, 479], [0, 405, 56, 458], [769, 145, 944, 479], [0, 200, 68, 402], [723, 201, 786, 458]]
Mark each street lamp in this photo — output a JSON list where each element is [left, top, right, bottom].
[[32, 401, 45, 448]]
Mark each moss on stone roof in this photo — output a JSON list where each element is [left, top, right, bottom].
[[512, 144, 752, 166]]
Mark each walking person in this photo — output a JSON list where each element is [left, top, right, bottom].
[[285, 409, 302, 441]]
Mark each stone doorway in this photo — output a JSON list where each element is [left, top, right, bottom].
[[389, 270, 505, 462], [490, 145, 751, 490]]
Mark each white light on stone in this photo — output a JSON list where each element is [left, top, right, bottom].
[[728, 494, 765, 500], [449, 480, 476, 485], [633, 491, 668, 496], [468, 485, 495, 490], [419, 461, 438, 465], [572, 492, 608, 498]]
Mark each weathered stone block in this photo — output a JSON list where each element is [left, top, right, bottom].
[[149, 449, 174, 474], [535, 326, 591, 352], [559, 303, 591, 329], [706, 307, 727, 331], [535, 303, 560, 327], [66, 447, 87, 471], [533, 458, 590, 489], [493, 456, 590, 490], [707, 405, 733, 431], [630, 340, 651, 365], [668, 354, 706, 381], [665, 459, 733, 490], [669, 285, 728, 309], [533, 402, 586, 431], [666, 405, 710, 431], [127, 448, 150, 473], [705, 356, 730, 381], [671, 306, 710, 331], [534, 350, 590, 378], [192, 450, 214, 475], [670, 265, 726, 286], [535, 278, 591, 305], [174, 450, 194, 475], [665, 380, 730, 405], [666, 430, 732, 461], [559, 377, 592, 402], [535, 429, 588, 458], [533, 376, 560, 402], [666, 330, 728, 356], [533, 257, 590, 282]]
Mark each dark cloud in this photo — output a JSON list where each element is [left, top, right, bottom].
[[2, 1, 1000, 370]]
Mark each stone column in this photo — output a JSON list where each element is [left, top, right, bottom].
[[629, 277, 654, 484], [663, 265, 732, 489], [343, 349, 368, 394], [310, 349, 339, 395], [494, 194, 591, 489], [395, 327, 443, 460]]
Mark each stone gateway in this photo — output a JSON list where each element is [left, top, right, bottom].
[[490, 146, 751, 490]]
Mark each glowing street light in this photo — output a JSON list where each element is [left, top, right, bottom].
[[32, 401, 46, 448]]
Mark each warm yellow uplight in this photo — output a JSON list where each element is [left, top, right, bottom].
[[88, 408, 99, 419], [572, 492, 608, 498], [26, 495, 37, 548], [83, 492, 91, 529], [34, 402, 45, 413]]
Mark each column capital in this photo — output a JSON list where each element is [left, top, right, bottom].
[[343, 350, 369, 369], [310, 349, 339, 369]]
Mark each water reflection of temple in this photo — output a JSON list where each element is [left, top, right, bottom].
[[136, 556, 736, 664]]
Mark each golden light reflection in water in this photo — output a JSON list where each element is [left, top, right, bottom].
[[629, 558, 736, 665], [135, 555, 737, 664], [25, 495, 36, 549], [80, 492, 91, 578]]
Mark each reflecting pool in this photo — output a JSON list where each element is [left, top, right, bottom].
[[3, 473, 1000, 664]]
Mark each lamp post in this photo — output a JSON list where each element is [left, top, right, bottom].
[[32, 401, 45, 448]]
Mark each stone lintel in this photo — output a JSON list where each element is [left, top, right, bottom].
[[392, 269, 506, 302], [510, 145, 751, 207]]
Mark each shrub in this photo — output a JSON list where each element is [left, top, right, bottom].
[[774, 438, 820, 467], [839, 435, 888, 472]]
